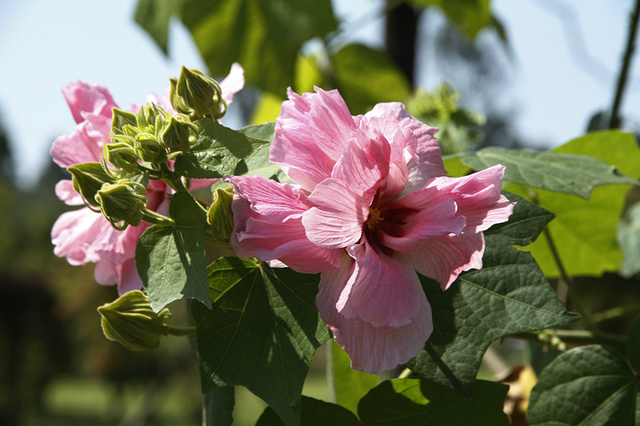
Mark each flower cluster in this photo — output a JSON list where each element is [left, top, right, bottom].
[[51, 64, 244, 294], [229, 88, 514, 374]]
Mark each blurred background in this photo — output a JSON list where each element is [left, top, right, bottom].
[[1, 0, 640, 424]]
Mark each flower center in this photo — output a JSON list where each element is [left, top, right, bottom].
[[367, 207, 384, 230]]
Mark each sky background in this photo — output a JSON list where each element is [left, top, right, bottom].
[[0, 0, 638, 188]]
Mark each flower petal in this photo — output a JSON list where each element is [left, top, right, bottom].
[[50, 124, 103, 168], [62, 81, 118, 124], [271, 88, 356, 191], [219, 63, 245, 105], [408, 232, 485, 290], [51, 208, 109, 265], [55, 180, 83, 205], [317, 254, 433, 374]]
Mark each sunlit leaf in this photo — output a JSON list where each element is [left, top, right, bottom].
[[410, 0, 494, 40], [136, 191, 210, 311], [192, 258, 330, 426], [234, 122, 280, 178]]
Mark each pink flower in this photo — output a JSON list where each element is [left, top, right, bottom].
[[229, 88, 514, 374], [51, 65, 245, 294]]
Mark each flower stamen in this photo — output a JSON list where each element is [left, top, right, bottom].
[[367, 207, 384, 230]]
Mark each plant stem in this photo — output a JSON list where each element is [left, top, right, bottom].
[[167, 326, 197, 336], [510, 329, 627, 351], [592, 303, 640, 324], [609, 0, 640, 129], [543, 227, 597, 331]]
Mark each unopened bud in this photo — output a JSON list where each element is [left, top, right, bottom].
[[159, 115, 197, 152], [98, 290, 171, 351], [137, 103, 165, 133], [95, 180, 148, 229], [111, 108, 138, 136], [104, 142, 139, 174], [208, 185, 235, 246], [134, 133, 167, 163], [171, 67, 227, 120], [68, 162, 114, 208]]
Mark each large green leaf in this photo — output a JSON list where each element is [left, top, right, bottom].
[[256, 379, 510, 426], [192, 258, 330, 426], [234, 122, 280, 178], [180, 0, 338, 95], [410, 0, 494, 40], [203, 386, 235, 426], [332, 44, 411, 115], [327, 339, 379, 415], [175, 119, 270, 178], [135, 191, 210, 312], [527, 345, 638, 425], [628, 315, 640, 373], [407, 195, 578, 396], [461, 146, 637, 200], [134, 0, 183, 54], [515, 131, 640, 277]]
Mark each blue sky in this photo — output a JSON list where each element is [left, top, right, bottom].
[[0, 0, 638, 188]]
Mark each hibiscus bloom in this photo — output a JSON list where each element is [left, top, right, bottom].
[[228, 88, 514, 374], [51, 64, 244, 294]]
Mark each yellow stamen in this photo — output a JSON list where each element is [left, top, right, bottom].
[[367, 207, 384, 230]]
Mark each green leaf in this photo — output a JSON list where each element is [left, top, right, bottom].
[[136, 191, 210, 311], [461, 146, 637, 200], [234, 122, 281, 178], [175, 119, 270, 179], [410, 0, 494, 40], [358, 379, 510, 426], [134, 0, 183, 54], [256, 397, 359, 426], [527, 345, 637, 425], [618, 202, 640, 278], [192, 258, 331, 426], [179, 0, 338, 95], [442, 156, 471, 177], [515, 131, 640, 277], [332, 44, 411, 115], [408, 193, 578, 396], [628, 315, 640, 373], [203, 386, 235, 426], [327, 339, 379, 415], [486, 191, 555, 246]]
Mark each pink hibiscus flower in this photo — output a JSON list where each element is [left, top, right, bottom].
[[228, 88, 514, 374], [51, 64, 245, 294]]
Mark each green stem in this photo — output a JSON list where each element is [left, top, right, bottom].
[[159, 163, 189, 193], [142, 209, 174, 226], [609, 0, 640, 129], [542, 227, 598, 331], [167, 326, 197, 336], [510, 329, 627, 351], [592, 303, 640, 324]]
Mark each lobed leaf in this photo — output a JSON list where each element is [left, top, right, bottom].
[[192, 258, 330, 426], [135, 191, 210, 312], [234, 122, 281, 178], [527, 345, 638, 425]]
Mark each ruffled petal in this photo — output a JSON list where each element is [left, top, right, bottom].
[[50, 124, 103, 168], [55, 180, 83, 205], [408, 232, 485, 290], [51, 208, 110, 265], [62, 81, 118, 124], [316, 254, 433, 374], [271, 88, 356, 191], [219, 63, 245, 105], [229, 175, 342, 274]]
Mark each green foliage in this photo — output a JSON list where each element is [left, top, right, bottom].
[[203, 386, 235, 426], [136, 191, 210, 312], [527, 345, 639, 425], [327, 340, 379, 414], [461, 146, 637, 200], [410, 0, 495, 40], [256, 379, 510, 426], [175, 119, 271, 178], [510, 131, 640, 277], [628, 315, 640, 373], [618, 201, 640, 278], [235, 122, 280, 178], [192, 258, 331, 426], [333, 44, 411, 115], [134, 0, 183, 54], [405, 85, 485, 155], [408, 193, 579, 396]]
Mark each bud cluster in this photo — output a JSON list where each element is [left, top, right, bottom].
[[171, 67, 228, 120]]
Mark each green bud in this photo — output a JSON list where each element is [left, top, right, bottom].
[[98, 290, 171, 352], [104, 142, 139, 174], [68, 162, 114, 208], [111, 108, 138, 136], [208, 185, 235, 246], [171, 67, 227, 120], [134, 133, 167, 163], [159, 115, 197, 152], [136, 103, 165, 133], [95, 180, 148, 229]]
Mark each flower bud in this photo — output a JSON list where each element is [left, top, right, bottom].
[[171, 67, 227, 120], [104, 142, 139, 174], [159, 115, 198, 152], [208, 185, 235, 246], [136, 103, 165, 133], [98, 290, 171, 352], [111, 108, 138, 136], [134, 133, 167, 163], [95, 180, 148, 229], [68, 162, 114, 208]]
